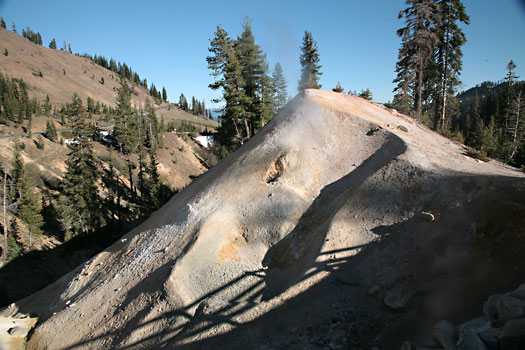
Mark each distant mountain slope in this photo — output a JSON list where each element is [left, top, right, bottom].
[[0, 27, 217, 128], [456, 80, 525, 101]]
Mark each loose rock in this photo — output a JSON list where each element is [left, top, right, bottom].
[[459, 330, 488, 350], [496, 296, 524, 324], [499, 318, 525, 350], [483, 294, 502, 322], [434, 320, 458, 349]]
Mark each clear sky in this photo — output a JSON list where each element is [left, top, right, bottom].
[[0, 0, 524, 111]]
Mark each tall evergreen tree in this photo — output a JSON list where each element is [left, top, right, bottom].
[[207, 25, 249, 150], [10, 142, 43, 248], [45, 120, 57, 141], [11, 142, 24, 201], [1, 17, 6, 29], [298, 31, 322, 91], [18, 169, 43, 247], [58, 95, 103, 238], [113, 81, 138, 154], [68, 93, 83, 117], [272, 63, 288, 113], [505, 60, 518, 87], [237, 18, 268, 134], [433, 0, 469, 132], [259, 62, 275, 126], [162, 87, 167, 102], [395, 0, 441, 118], [179, 93, 188, 110], [146, 149, 161, 211], [506, 90, 524, 161]]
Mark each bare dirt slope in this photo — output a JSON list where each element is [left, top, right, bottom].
[[0, 27, 216, 128], [2, 90, 524, 349]]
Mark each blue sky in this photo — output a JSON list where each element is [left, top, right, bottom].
[[0, 0, 524, 110]]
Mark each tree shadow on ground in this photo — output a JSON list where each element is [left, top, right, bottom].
[[16, 134, 525, 349]]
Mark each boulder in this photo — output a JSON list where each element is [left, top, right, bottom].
[[458, 330, 488, 350], [434, 320, 459, 349], [459, 317, 492, 338], [478, 328, 502, 350], [497, 296, 524, 324], [510, 284, 525, 300], [483, 294, 503, 322], [499, 318, 525, 350]]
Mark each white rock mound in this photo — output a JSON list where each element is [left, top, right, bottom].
[[2, 90, 525, 350]]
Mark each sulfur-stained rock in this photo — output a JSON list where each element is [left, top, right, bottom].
[[7, 326, 27, 337]]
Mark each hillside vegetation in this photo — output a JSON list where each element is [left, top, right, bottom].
[[0, 26, 217, 134], [0, 26, 220, 305]]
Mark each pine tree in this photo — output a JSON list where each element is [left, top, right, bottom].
[[333, 82, 344, 93], [18, 169, 43, 248], [8, 142, 43, 249], [44, 95, 51, 114], [505, 60, 518, 87], [179, 93, 188, 110], [68, 93, 83, 117], [207, 25, 249, 150], [146, 149, 161, 211], [272, 63, 288, 113], [433, 0, 469, 132], [45, 120, 57, 141], [237, 18, 268, 134], [298, 31, 322, 91], [11, 143, 24, 201], [395, 0, 441, 118], [7, 218, 21, 261], [162, 87, 167, 102], [506, 91, 524, 162], [113, 81, 138, 154], [0, 17, 6, 29], [358, 88, 373, 100], [191, 96, 197, 115], [58, 95, 103, 238], [259, 63, 275, 127], [87, 96, 95, 113]]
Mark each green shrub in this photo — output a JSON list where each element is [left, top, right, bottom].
[[466, 147, 489, 162]]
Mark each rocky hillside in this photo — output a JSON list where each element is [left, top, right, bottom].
[[1, 90, 524, 349]]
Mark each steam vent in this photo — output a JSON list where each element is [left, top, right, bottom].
[[2, 90, 525, 349]]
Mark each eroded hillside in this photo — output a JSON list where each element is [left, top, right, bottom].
[[2, 90, 524, 349]]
